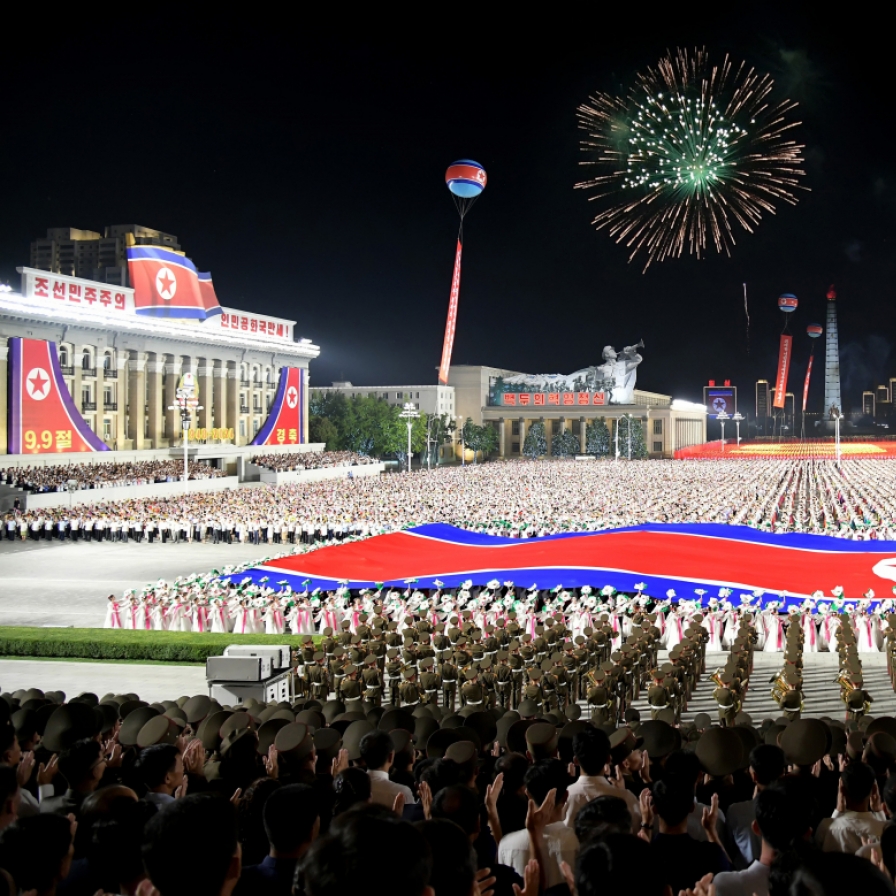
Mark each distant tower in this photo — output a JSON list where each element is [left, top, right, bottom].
[[824, 285, 841, 426]]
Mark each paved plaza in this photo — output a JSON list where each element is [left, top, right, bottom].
[[0, 538, 285, 628]]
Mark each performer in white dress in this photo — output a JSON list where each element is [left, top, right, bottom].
[[762, 603, 785, 652], [104, 595, 123, 629]]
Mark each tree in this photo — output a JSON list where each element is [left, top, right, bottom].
[[422, 414, 455, 467], [617, 416, 649, 459], [309, 416, 340, 449], [551, 429, 580, 458], [523, 422, 548, 459], [465, 422, 499, 462], [586, 419, 611, 456]]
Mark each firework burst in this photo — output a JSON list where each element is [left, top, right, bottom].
[[576, 48, 807, 270]]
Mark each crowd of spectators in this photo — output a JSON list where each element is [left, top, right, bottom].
[[1, 459, 226, 492], [5, 457, 896, 543], [3, 683, 896, 896], [252, 450, 378, 472]]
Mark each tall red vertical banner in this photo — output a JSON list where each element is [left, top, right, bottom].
[[773, 335, 792, 409], [802, 354, 814, 412], [438, 239, 463, 385], [8, 338, 109, 454], [249, 367, 305, 446]]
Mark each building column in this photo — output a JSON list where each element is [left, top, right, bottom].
[[579, 416, 587, 454], [164, 358, 183, 442], [213, 361, 228, 433], [127, 353, 147, 450], [197, 363, 214, 430], [72, 342, 85, 425], [498, 417, 506, 458], [147, 360, 165, 448], [518, 417, 527, 456], [543, 417, 552, 456], [227, 365, 242, 444], [0, 344, 8, 455], [302, 366, 309, 445], [95, 357, 106, 445], [116, 355, 128, 449]]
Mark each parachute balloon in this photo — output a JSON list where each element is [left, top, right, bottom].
[[778, 293, 798, 313], [446, 160, 487, 199], [438, 160, 488, 386], [807, 324, 823, 338]]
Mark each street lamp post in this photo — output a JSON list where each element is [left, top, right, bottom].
[[456, 416, 466, 467], [830, 404, 843, 467], [167, 396, 203, 492], [627, 414, 633, 461], [399, 402, 419, 474], [731, 411, 744, 447], [717, 410, 730, 452]]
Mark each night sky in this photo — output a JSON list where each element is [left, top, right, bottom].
[[3, 13, 894, 412]]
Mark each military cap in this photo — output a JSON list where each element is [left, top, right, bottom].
[[95, 703, 120, 735], [763, 723, 787, 746], [463, 711, 497, 747], [137, 715, 179, 749], [378, 708, 416, 734], [198, 710, 233, 752], [119, 699, 148, 719], [609, 727, 644, 765], [296, 709, 325, 730], [257, 717, 291, 755], [219, 712, 254, 741], [221, 727, 257, 757], [11, 709, 40, 742], [444, 740, 479, 768], [117, 705, 161, 749], [866, 717, 896, 740], [695, 727, 744, 778], [182, 695, 212, 725], [734, 712, 753, 727], [558, 721, 589, 763], [693, 713, 712, 731], [867, 731, 896, 764], [321, 700, 346, 724], [639, 720, 680, 760], [846, 730, 866, 760], [504, 718, 536, 756], [828, 726, 848, 759], [313, 727, 343, 763], [525, 722, 559, 759], [425, 727, 460, 759], [518, 699, 540, 718], [274, 722, 315, 758], [343, 720, 376, 761], [779, 719, 830, 767], [390, 728, 415, 756]]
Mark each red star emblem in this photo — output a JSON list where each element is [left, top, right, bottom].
[[28, 370, 49, 397], [157, 270, 175, 296]]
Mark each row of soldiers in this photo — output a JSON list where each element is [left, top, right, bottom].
[[835, 621, 874, 721], [770, 613, 806, 722], [290, 607, 668, 717]]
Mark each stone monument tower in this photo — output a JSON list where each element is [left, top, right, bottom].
[[823, 285, 842, 428]]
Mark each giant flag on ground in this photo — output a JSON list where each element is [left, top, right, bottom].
[[240, 523, 896, 607], [7, 338, 109, 454], [127, 246, 222, 320], [250, 368, 305, 446]]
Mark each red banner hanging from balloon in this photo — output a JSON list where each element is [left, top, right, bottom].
[[438, 240, 463, 385], [773, 334, 792, 409], [802, 353, 814, 412]]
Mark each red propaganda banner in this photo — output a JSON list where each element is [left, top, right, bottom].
[[438, 240, 463, 385], [8, 338, 109, 454], [773, 335, 792, 409], [802, 354, 814, 412], [250, 367, 305, 446], [502, 392, 606, 407]]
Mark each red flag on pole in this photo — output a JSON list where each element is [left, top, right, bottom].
[[438, 239, 463, 385], [774, 335, 792, 409], [802, 354, 814, 412]]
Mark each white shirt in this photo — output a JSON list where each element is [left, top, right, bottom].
[[497, 821, 579, 889], [367, 769, 415, 808], [712, 859, 771, 896], [563, 775, 641, 833], [726, 799, 760, 869], [822, 810, 886, 853]]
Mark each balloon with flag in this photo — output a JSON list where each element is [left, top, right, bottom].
[[439, 160, 487, 385]]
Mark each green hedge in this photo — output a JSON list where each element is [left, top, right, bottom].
[[0, 628, 320, 664]]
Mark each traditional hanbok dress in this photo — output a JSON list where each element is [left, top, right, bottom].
[[856, 614, 880, 653], [232, 604, 254, 635], [192, 603, 209, 634], [762, 611, 785, 652], [801, 612, 818, 653], [210, 602, 230, 634], [264, 604, 285, 635], [104, 600, 123, 629], [663, 609, 684, 650]]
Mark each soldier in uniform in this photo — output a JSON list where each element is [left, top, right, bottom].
[[419, 657, 441, 706], [460, 668, 485, 709], [399, 668, 421, 708], [441, 653, 459, 711], [305, 651, 329, 702], [712, 670, 741, 727], [340, 663, 363, 707], [494, 651, 514, 710], [385, 648, 403, 706], [646, 671, 672, 722], [522, 668, 545, 713], [586, 669, 614, 725], [361, 655, 383, 707]]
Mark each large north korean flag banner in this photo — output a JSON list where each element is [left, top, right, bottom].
[[7, 338, 109, 454], [127, 246, 221, 320], [250, 368, 305, 446]]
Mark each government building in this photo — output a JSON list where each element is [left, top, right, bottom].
[[1, 225, 319, 458]]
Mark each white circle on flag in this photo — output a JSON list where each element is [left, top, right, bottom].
[[26, 367, 51, 401], [155, 267, 177, 300], [286, 386, 299, 409]]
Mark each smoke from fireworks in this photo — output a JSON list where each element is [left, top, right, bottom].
[[576, 48, 807, 270]]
